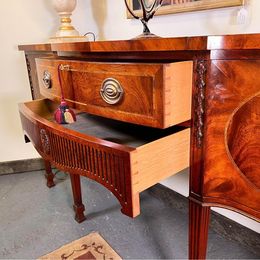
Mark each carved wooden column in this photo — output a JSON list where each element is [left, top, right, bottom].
[[189, 59, 210, 260]]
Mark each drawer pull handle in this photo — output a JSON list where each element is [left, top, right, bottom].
[[59, 64, 70, 71], [43, 70, 52, 89], [100, 78, 124, 105]]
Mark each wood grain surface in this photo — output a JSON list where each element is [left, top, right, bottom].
[[36, 58, 192, 128], [202, 60, 260, 219]]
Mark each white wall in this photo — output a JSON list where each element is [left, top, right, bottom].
[[0, 0, 259, 232], [0, 0, 55, 162]]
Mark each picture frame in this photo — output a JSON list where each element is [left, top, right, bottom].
[[126, 0, 243, 18]]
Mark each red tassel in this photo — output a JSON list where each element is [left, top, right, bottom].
[[54, 100, 76, 124], [54, 107, 63, 124]]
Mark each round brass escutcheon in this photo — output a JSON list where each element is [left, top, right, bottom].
[[100, 78, 124, 105], [43, 70, 52, 89]]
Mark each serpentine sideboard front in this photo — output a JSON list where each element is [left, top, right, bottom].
[[18, 34, 260, 259]]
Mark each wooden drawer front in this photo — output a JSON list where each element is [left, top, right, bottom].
[[19, 99, 190, 217], [36, 59, 193, 128]]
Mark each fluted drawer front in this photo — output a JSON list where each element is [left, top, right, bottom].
[[19, 98, 190, 218], [36, 58, 193, 128]]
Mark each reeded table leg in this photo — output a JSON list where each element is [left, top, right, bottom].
[[70, 173, 86, 223], [44, 160, 55, 188], [189, 199, 210, 260]]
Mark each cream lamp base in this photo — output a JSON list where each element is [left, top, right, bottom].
[[50, 0, 88, 43]]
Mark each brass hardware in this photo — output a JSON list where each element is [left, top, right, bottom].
[[100, 78, 124, 105], [59, 64, 70, 71], [43, 70, 52, 89]]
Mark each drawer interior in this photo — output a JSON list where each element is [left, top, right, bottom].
[[24, 99, 187, 148], [64, 113, 187, 148]]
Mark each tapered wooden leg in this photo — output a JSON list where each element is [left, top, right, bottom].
[[69, 174, 86, 223], [44, 160, 55, 188], [189, 199, 211, 260]]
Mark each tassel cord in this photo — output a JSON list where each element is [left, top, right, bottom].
[[54, 64, 76, 124], [57, 64, 66, 101]]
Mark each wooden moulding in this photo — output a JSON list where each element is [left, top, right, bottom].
[[18, 34, 260, 54], [36, 58, 193, 128], [18, 36, 208, 52]]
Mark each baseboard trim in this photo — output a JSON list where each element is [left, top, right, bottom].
[[0, 158, 45, 175], [148, 184, 260, 256]]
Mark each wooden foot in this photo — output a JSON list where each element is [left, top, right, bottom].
[[189, 199, 210, 260], [121, 193, 140, 218], [70, 174, 86, 223], [44, 160, 55, 188]]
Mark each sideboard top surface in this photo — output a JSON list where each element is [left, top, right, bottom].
[[18, 33, 260, 53]]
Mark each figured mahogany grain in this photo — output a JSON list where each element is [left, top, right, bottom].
[[203, 60, 260, 219], [19, 36, 207, 52], [207, 34, 260, 50], [19, 34, 260, 54], [227, 94, 260, 189]]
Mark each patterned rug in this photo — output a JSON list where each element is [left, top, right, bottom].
[[39, 232, 121, 260]]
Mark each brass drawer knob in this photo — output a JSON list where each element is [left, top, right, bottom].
[[43, 70, 52, 89], [100, 78, 124, 105]]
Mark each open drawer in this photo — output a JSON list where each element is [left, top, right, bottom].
[[36, 58, 193, 128], [19, 99, 190, 218]]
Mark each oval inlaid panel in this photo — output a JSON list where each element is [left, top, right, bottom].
[[226, 94, 260, 189]]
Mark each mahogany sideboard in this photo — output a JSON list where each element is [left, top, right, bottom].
[[18, 34, 260, 259]]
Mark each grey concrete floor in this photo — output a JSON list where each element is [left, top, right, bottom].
[[0, 170, 259, 259]]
